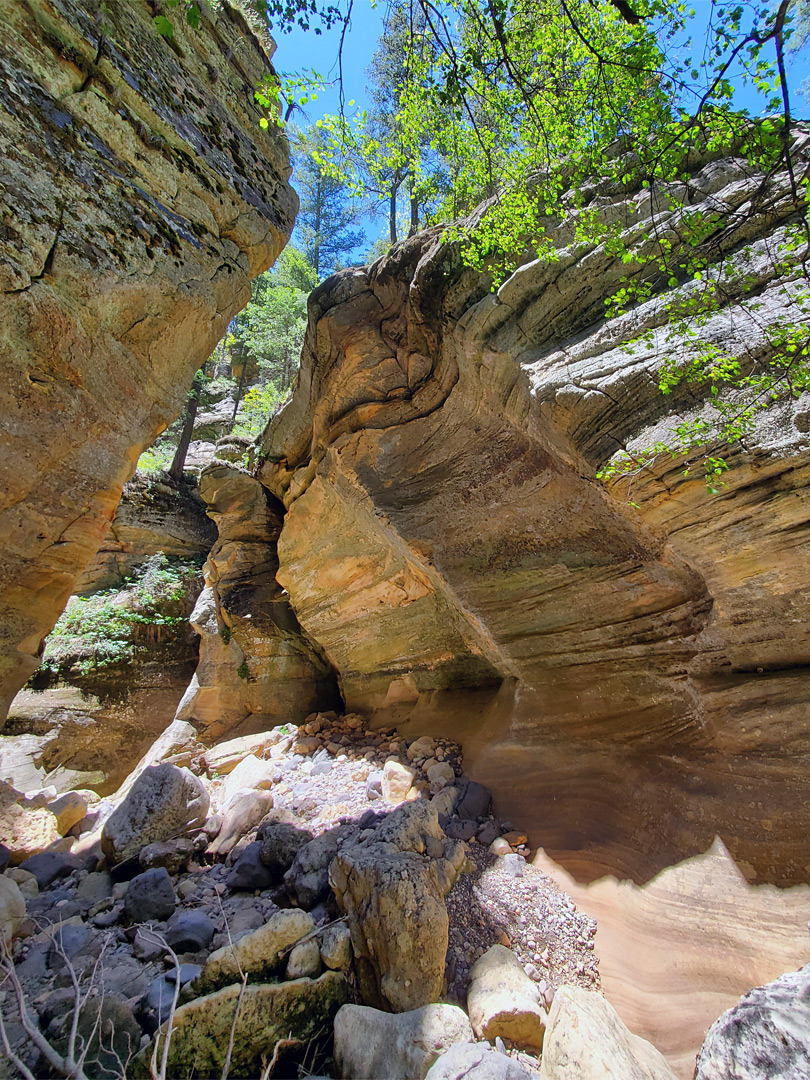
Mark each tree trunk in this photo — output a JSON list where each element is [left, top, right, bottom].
[[409, 191, 419, 237], [389, 186, 398, 244], [230, 358, 247, 429], [168, 385, 200, 484]]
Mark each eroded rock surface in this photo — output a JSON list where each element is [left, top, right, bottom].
[[237, 136, 810, 894], [172, 465, 338, 741], [694, 963, 810, 1080], [0, 0, 296, 716]]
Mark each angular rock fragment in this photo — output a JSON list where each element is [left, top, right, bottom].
[[197, 908, 315, 993], [124, 867, 176, 924], [425, 1042, 535, 1080], [329, 800, 463, 1011], [258, 821, 314, 877]]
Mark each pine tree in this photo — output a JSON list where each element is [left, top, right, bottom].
[[293, 125, 365, 278]]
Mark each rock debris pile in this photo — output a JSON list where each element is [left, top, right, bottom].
[[0, 709, 766, 1078]]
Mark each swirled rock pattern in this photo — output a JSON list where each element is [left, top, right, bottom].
[[251, 136, 810, 887], [0, 0, 296, 718], [186, 139, 810, 1072]]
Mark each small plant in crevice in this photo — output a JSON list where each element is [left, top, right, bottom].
[[220, 624, 232, 644], [236, 661, 249, 680]]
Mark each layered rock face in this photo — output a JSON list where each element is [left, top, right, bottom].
[[173, 464, 338, 740], [0, 0, 296, 718], [77, 474, 216, 593], [252, 137, 810, 889]]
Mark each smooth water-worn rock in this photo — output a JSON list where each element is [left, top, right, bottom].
[[694, 964, 810, 1080], [319, 920, 353, 971], [334, 1002, 474, 1080], [425, 1042, 535, 1080], [165, 909, 216, 954], [209, 791, 274, 857], [539, 986, 678, 1079], [286, 937, 321, 979], [467, 944, 546, 1050], [101, 764, 209, 864], [0, 0, 296, 718]]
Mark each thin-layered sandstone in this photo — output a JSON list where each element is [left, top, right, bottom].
[[0, 0, 296, 718], [249, 136, 810, 887]]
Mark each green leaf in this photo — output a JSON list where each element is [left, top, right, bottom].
[[186, 3, 201, 29], [154, 15, 173, 37]]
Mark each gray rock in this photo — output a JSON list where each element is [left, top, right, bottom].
[[694, 963, 810, 1080], [139, 837, 195, 875], [365, 772, 383, 801], [165, 909, 215, 953], [124, 867, 176, 923], [133, 926, 165, 961], [92, 903, 123, 928], [334, 1002, 474, 1080], [284, 823, 355, 909], [425, 1042, 534, 1080], [48, 923, 103, 974], [76, 871, 113, 908], [165, 962, 202, 986], [48, 995, 142, 1080], [456, 781, 491, 821], [146, 975, 179, 1017], [444, 819, 477, 841], [226, 841, 275, 890], [101, 764, 209, 865], [19, 851, 82, 889], [258, 822, 314, 877], [500, 853, 525, 878], [477, 821, 501, 846], [99, 955, 149, 1000]]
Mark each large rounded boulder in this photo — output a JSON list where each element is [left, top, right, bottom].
[[101, 765, 209, 865]]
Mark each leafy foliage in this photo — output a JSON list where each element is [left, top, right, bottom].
[[40, 554, 202, 678]]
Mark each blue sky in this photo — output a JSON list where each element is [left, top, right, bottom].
[[269, 1, 809, 261]]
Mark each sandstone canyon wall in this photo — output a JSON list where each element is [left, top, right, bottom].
[[188, 136, 810, 893], [0, 0, 297, 718], [176, 141, 807, 1074]]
